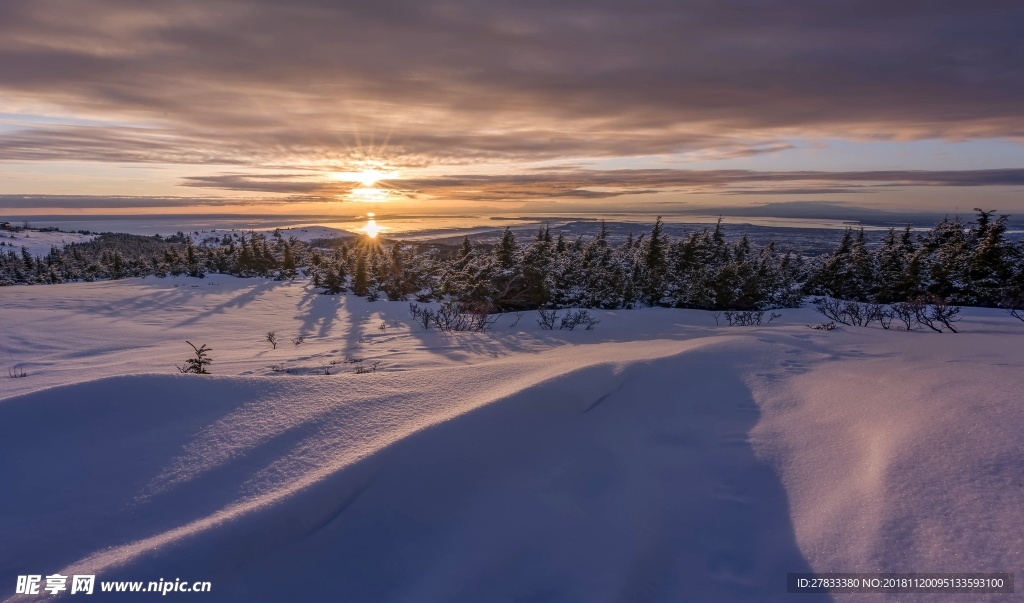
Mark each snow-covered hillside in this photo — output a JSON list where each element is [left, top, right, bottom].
[[0, 229, 95, 256], [186, 225, 355, 246], [1, 275, 1021, 601]]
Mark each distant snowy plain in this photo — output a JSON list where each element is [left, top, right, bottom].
[[0, 230, 95, 257], [1, 275, 1021, 601]]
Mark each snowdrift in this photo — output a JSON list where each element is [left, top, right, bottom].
[[2, 276, 1022, 601]]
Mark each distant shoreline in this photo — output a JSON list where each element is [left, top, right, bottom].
[[3, 208, 1001, 240]]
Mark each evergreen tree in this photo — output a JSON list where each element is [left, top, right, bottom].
[[352, 251, 370, 296], [641, 217, 667, 306], [968, 209, 1014, 304]]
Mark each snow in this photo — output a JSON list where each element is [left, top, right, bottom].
[[185, 225, 355, 246], [262, 225, 356, 242], [1, 275, 1022, 601], [0, 229, 95, 256]]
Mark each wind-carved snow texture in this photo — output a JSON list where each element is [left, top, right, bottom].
[[1, 275, 1022, 602]]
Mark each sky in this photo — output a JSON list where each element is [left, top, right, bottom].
[[1, 0, 1023, 219]]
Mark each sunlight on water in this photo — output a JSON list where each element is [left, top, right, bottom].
[[363, 217, 380, 238]]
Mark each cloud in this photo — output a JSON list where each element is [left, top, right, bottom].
[[0, 0, 1021, 171], [0, 195, 269, 209], [175, 167, 1024, 201], [0, 124, 251, 164], [180, 173, 356, 195], [717, 187, 874, 195]]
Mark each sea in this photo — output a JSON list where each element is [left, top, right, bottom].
[[7, 211, 1022, 256]]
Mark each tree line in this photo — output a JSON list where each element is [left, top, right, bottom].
[[3, 210, 1022, 311], [804, 209, 1022, 307]]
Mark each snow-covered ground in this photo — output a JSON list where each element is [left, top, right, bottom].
[[187, 225, 355, 246], [0, 229, 95, 256], [261, 225, 357, 242], [1, 275, 1021, 601]]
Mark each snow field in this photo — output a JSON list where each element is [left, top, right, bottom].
[[2, 275, 1021, 601]]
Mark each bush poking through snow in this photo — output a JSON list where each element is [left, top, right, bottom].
[[812, 297, 859, 326], [807, 322, 838, 331], [559, 309, 601, 331], [892, 302, 917, 331], [722, 310, 780, 326], [864, 303, 894, 329], [7, 366, 28, 378], [291, 336, 304, 347], [1002, 295, 1024, 324], [178, 341, 212, 374], [465, 305, 499, 332], [537, 308, 560, 330], [265, 331, 278, 349], [411, 301, 497, 332], [433, 302, 464, 331], [815, 297, 895, 329], [816, 295, 960, 332], [409, 303, 433, 329], [923, 295, 961, 333], [536, 308, 600, 331], [355, 361, 381, 374]]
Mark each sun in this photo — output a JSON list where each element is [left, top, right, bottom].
[[329, 166, 398, 202], [355, 169, 385, 187], [363, 217, 380, 238]]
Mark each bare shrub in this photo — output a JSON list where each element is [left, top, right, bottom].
[[7, 366, 28, 378], [892, 302, 916, 331], [468, 305, 499, 332], [509, 311, 525, 328], [843, 302, 867, 326], [907, 295, 941, 332], [537, 308, 560, 330], [291, 336, 304, 347], [927, 296, 961, 333], [864, 303, 894, 329], [432, 301, 473, 331], [265, 331, 278, 349], [812, 298, 889, 328], [1002, 295, 1024, 324], [812, 297, 850, 326], [409, 303, 435, 330], [559, 309, 600, 331], [890, 295, 961, 333]]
